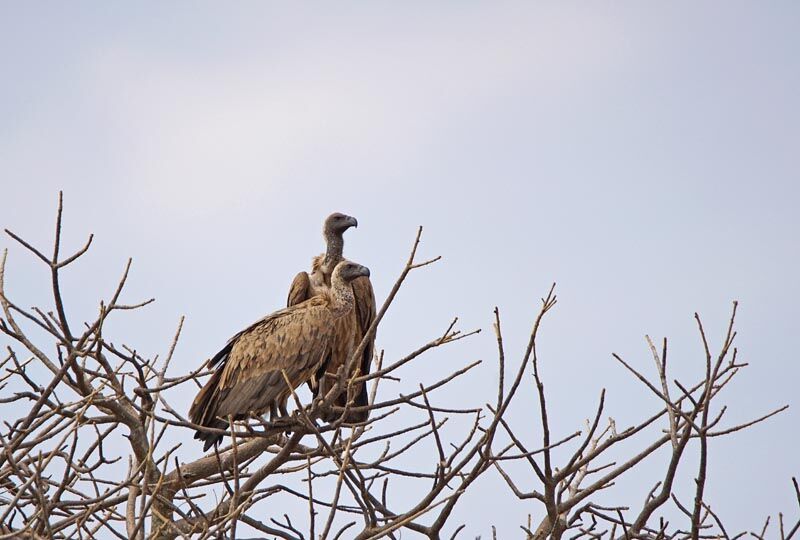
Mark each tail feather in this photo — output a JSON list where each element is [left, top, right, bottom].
[[194, 418, 228, 452], [189, 369, 227, 452]]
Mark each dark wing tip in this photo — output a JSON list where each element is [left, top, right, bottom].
[[202, 435, 222, 452], [208, 341, 234, 369]]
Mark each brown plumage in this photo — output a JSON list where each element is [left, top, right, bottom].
[[287, 212, 376, 423], [190, 260, 371, 451]]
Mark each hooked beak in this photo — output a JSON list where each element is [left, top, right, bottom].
[[357, 265, 370, 278], [347, 216, 358, 229]]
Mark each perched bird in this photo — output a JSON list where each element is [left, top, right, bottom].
[[190, 260, 371, 451], [287, 212, 376, 423]]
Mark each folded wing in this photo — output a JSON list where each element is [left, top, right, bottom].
[[190, 297, 335, 450]]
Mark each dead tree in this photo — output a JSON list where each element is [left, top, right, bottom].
[[491, 298, 795, 540], [0, 194, 795, 539]]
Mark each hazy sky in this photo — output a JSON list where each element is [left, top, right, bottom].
[[1, 3, 798, 537]]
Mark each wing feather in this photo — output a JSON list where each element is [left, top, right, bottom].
[[287, 271, 311, 307], [348, 276, 377, 418], [213, 297, 334, 416], [189, 296, 335, 450], [352, 275, 377, 368]]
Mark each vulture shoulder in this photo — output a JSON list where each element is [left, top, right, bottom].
[[287, 271, 311, 307], [287, 255, 327, 307]]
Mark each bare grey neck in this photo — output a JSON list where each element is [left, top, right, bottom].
[[323, 233, 344, 265], [329, 273, 355, 317]]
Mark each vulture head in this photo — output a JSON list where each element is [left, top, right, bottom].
[[332, 260, 371, 284], [324, 212, 358, 237]]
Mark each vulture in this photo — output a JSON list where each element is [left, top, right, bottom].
[[287, 212, 376, 423], [190, 260, 371, 451]]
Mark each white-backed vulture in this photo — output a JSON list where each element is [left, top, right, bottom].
[[190, 260, 371, 451], [287, 212, 376, 423]]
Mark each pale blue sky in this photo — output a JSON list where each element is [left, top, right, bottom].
[[1, 3, 798, 537]]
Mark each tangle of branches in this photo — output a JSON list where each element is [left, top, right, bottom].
[[0, 195, 795, 539]]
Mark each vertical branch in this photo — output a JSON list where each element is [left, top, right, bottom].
[[691, 302, 738, 540], [531, 285, 558, 531], [307, 457, 315, 540], [321, 437, 354, 540], [493, 307, 506, 412], [647, 336, 677, 449]]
